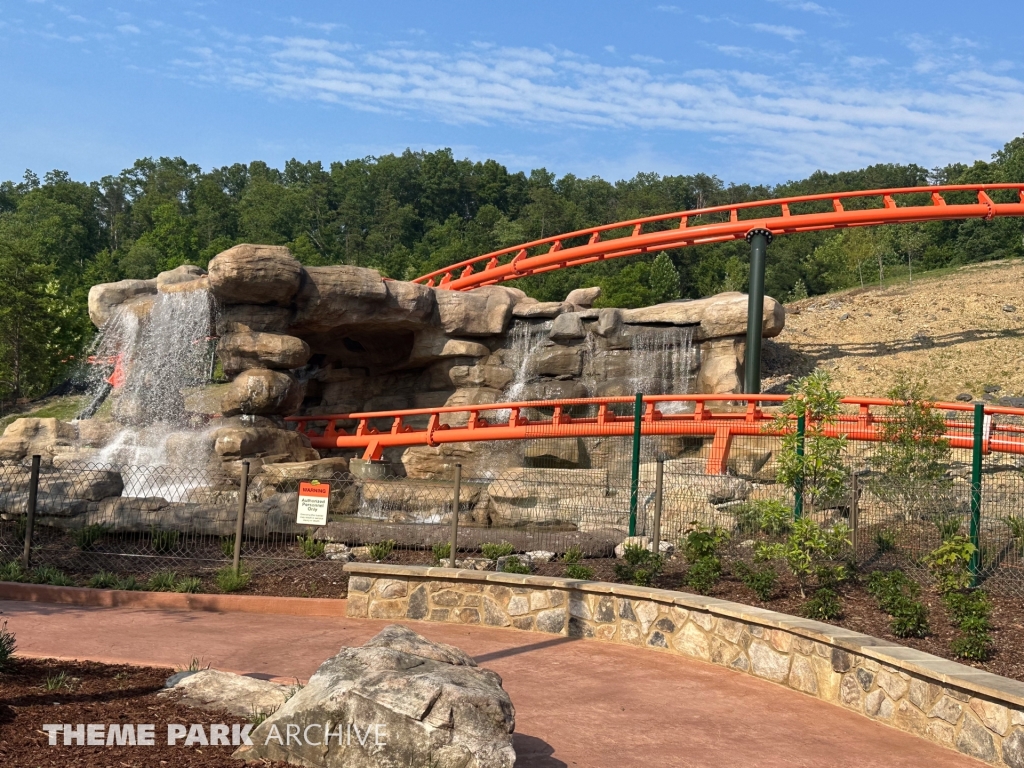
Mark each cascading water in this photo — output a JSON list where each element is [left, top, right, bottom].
[[85, 288, 217, 484], [502, 319, 549, 402], [628, 327, 697, 413]]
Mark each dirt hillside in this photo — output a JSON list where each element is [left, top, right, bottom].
[[763, 259, 1024, 403]]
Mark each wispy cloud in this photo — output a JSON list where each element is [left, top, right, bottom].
[[749, 22, 804, 41], [766, 0, 841, 18], [171, 37, 1024, 175], [116, 24, 139, 34], [655, 5, 684, 14]]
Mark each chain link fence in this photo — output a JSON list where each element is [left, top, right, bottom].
[[3, 401, 1024, 595]]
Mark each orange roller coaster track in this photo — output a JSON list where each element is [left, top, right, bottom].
[[413, 184, 1024, 291], [284, 395, 1024, 475]]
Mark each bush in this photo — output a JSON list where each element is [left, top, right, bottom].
[[174, 576, 203, 594], [866, 570, 930, 638], [565, 563, 594, 580], [147, 571, 178, 592], [756, 517, 850, 597], [942, 588, 993, 660], [87, 571, 120, 589], [802, 588, 842, 620], [923, 535, 975, 594], [1003, 515, 1024, 553], [368, 540, 396, 562], [733, 500, 792, 537], [933, 514, 962, 543], [216, 566, 251, 593], [71, 524, 108, 551], [685, 557, 722, 595], [297, 533, 326, 559], [0, 618, 16, 671], [221, 536, 237, 558], [500, 556, 531, 575], [116, 576, 142, 591], [150, 528, 180, 554], [432, 542, 451, 565], [734, 562, 778, 602], [682, 524, 730, 562], [0, 560, 25, 583], [562, 545, 584, 565], [481, 541, 514, 560], [614, 544, 664, 587], [30, 566, 73, 586], [874, 529, 897, 554], [943, 589, 990, 624], [890, 600, 930, 638]]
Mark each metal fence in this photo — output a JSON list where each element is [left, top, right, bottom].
[[2, 400, 1024, 595]]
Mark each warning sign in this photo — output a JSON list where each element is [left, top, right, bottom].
[[296, 481, 330, 526]]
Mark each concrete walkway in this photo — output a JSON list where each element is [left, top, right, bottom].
[[0, 599, 982, 768]]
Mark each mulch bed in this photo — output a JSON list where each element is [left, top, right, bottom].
[[0, 658, 292, 767]]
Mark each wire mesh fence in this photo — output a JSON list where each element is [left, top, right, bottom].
[[2, 399, 1024, 595]]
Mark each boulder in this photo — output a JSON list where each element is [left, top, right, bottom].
[[401, 442, 520, 481], [524, 437, 585, 468], [259, 457, 350, 482], [361, 479, 479, 522], [549, 312, 586, 341], [220, 369, 305, 416], [208, 244, 303, 306], [156, 264, 206, 292], [291, 266, 433, 334], [440, 388, 504, 426], [234, 625, 516, 768], [407, 328, 492, 366], [434, 286, 514, 337], [162, 669, 291, 719], [87, 278, 157, 327], [422, 359, 514, 390], [513, 301, 570, 319], [212, 426, 318, 462], [533, 346, 583, 377], [216, 304, 293, 335], [0, 418, 78, 463], [518, 380, 589, 401], [620, 292, 785, 341], [697, 337, 744, 395], [565, 286, 601, 308], [486, 467, 612, 527], [217, 332, 311, 375], [595, 308, 620, 337]]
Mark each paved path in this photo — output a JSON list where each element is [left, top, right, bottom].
[[0, 599, 982, 768]]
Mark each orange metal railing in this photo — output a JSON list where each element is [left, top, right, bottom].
[[412, 184, 1024, 291], [284, 394, 1024, 473]]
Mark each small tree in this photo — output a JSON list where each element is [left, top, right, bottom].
[[771, 371, 848, 512], [649, 251, 682, 303]]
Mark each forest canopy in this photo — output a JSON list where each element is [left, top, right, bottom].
[[1, 134, 1023, 402]]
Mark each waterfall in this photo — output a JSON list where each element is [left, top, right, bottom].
[[628, 327, 696, 413], [502, 320, 549, 402], [86, 288, 217, 471]]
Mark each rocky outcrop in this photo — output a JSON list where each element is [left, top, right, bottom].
[[88, 278, 157, 327], [435, 286, 515, 336], [216, 304, 293, 335], [156, 264, 206, 293], [220, 369, 305, 416], [565, 286, 601, 308], [162, 669, 291, 719], [0, 418, 79, 463], [620, 292, 785, 341], [234, 624, 516, 768], [212, 426, 318, 464], [217, 332, 312, 375], [208, 244, 303, 305]]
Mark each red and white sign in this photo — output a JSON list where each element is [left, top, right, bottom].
[[296, 481, 330, 526]]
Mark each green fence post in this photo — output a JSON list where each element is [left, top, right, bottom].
[[970, 402, 984, 585], [628, 392, 643, 536], [793, 414, 806, 520]]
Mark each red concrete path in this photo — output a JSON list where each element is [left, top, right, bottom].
[[0, 599, 982, 768]]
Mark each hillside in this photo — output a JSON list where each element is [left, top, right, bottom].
[[764, 259, 1024, 402]]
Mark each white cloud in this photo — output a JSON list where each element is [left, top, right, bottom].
[[655, 5, 684, 14], [766, 0, 841, 18], [631, 54, 665, 64], [116, 24, 140, 34], [171, 38, 1023, 176], [749, 22, 804, 41]]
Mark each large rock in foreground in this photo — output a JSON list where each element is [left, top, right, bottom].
[[235, 624, 515, 768]]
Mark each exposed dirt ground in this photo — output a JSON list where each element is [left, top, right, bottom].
[[763, 259, 1024, 401]]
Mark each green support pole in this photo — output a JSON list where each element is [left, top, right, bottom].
[[744, 228, 772, 395], [794, 414, 806, 520], [970, 402, 985, 585], [628, 392, 643, 536]]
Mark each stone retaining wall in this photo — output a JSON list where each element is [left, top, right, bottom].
[[345, 563, 1024, 767]]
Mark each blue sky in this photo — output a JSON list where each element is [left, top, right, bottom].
[[2, 1, 1022, 185]]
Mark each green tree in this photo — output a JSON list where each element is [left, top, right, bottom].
[[648, 251, 681, 303]]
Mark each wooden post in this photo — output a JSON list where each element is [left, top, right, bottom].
[[232, 461, 249, 574], [449, 464, 462, 568]]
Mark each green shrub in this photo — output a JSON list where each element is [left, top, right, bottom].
[[890, 600, 930, 638], [1003, 515, 1024, 553], [297, 533, 326, 559], [116, 576, 142, 591], [481, 541, 514, 560], [87, 571, 120, 589], [565, 563, 594, 580], [733, 500, 792, 537], [562, 545, 584, 565], [30, 566, 73, 586], [866, 570, 930, 638], [174, 576, 203, 594], [70, 524, 107, 551], [874, 529, 897, 554], [0, 618, 15, 671], [734, 562, 778, 602], [150, 528, 180, 554], [216, 566, 251, 593], [221, 536, 236, 558], [614, 544, 664, 587], [147, 571, 178, 592], [802, 588, 842, 620], [943, 589, 991, 624], [500, 556, 531, 575], [933, 514, 962, 543], [0, 560, 25, 583], [923, 535, 975, 594], [368, 540, 396, 562], [682, 524, 730, 562], [756, 517, 850, 597], [432, 542, 451, 565], [685, 557, 722, 595]]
